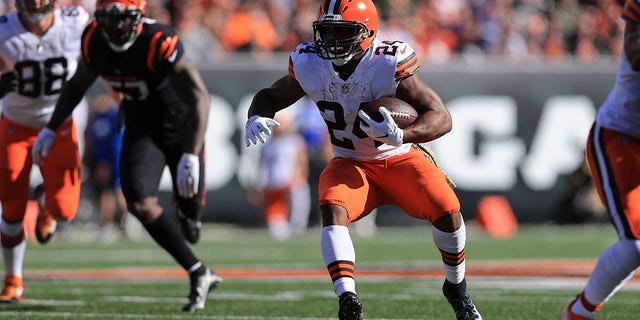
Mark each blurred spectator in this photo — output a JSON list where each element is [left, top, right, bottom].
[[249, 112, 311, 241], [219, 1, 278, 53], [9, 0, 619, 64], [83, 94, 127, 242], [281, 0, 317, 49], [172, 0, 224, 63]]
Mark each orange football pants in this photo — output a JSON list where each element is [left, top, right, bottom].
[[586, 123, 640, 239], [319, 147, 460, 223], [0, 116, 81, 222]]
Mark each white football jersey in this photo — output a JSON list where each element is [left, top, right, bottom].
[[0, 6, 89, 128], [290, 38, 420, 160], [596, 49, 640, 138]]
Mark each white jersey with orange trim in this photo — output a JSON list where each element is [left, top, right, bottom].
[[0, 6, 89, 128], [289, 38, 420, 161]]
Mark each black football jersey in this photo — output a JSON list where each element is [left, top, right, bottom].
[[81, 19, 188, 146]]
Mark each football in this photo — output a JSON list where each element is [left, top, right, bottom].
[[361, 96, 418, 129]]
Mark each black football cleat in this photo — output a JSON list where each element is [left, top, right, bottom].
[[338, 292, 363, 320], [443, 279, 482, 320]]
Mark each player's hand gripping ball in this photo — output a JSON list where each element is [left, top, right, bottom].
[[360, 96, 418, 128]]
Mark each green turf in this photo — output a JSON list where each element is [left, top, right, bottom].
[[1, 223, 632, 319]]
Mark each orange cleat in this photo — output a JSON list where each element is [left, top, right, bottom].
[[34, 184, 57, 244], [0, 276, 24, 303]]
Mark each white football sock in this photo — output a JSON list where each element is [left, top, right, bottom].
[[321, 225, 356, 296], [432, 219, 467, 284], [580, 239, 640, 313], [1, 218, 26, 277]]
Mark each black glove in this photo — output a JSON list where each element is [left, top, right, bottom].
[[0, 71, 17, 99]]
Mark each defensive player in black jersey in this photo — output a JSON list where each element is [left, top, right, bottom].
[[31, 0, 221, 312]]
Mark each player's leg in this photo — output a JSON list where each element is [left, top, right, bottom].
[[0, 117, 32, 303], [385, 147, 481, 320], [168, 148, 205, 244], [120, 131, 220, 312], [563, 124, 640, 319], [37, 119, 82, 243], [319, 158, 376, 320], [321, 204, 361, 320], [433, 213, 482, 320]]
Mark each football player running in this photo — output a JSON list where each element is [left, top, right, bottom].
[[244, 1, 482, 319], [562, 1, 640, 319], [0, 0, 88, 303], [31, 0, 221, 312]]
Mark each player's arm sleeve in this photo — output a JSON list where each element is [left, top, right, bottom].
[[80, 21, 99, 70], [394, 43, 421, 82], [623, 0, 640, 22], [47, 59, 99, 131], [147, 27, 184, 74], [168, 50, 209, 155], [289, 43, 318, 81]]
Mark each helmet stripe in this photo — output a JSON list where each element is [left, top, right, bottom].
[[323, 0, 343, 15], [322, 0, 331, 15]]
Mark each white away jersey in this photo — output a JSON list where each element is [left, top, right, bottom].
[[596, 0, 640, 137], [596, 50, 640, 138], [289, 38, 420, 160], [0, 6, 89, 128]]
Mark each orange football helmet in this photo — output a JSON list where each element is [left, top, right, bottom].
[[15, 0, 56, 23], [312, 0, 379, 66], [95, 0, 148, 52]]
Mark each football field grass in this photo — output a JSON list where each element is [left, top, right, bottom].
[[2, 222, 639, 319]]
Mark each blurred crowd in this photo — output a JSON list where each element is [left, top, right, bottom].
[[0, 0, 626, 65]]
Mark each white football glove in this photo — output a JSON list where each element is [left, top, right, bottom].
[[177, 153, 199, 198], [245, 115, 280, 146], [32, 127, 56, 166], [358, 107, 404, 146]]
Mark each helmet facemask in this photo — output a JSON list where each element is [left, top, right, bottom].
[[313, 18, 371, 66], [95, 6, 143, 52], [16, 0, 55, 23]]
